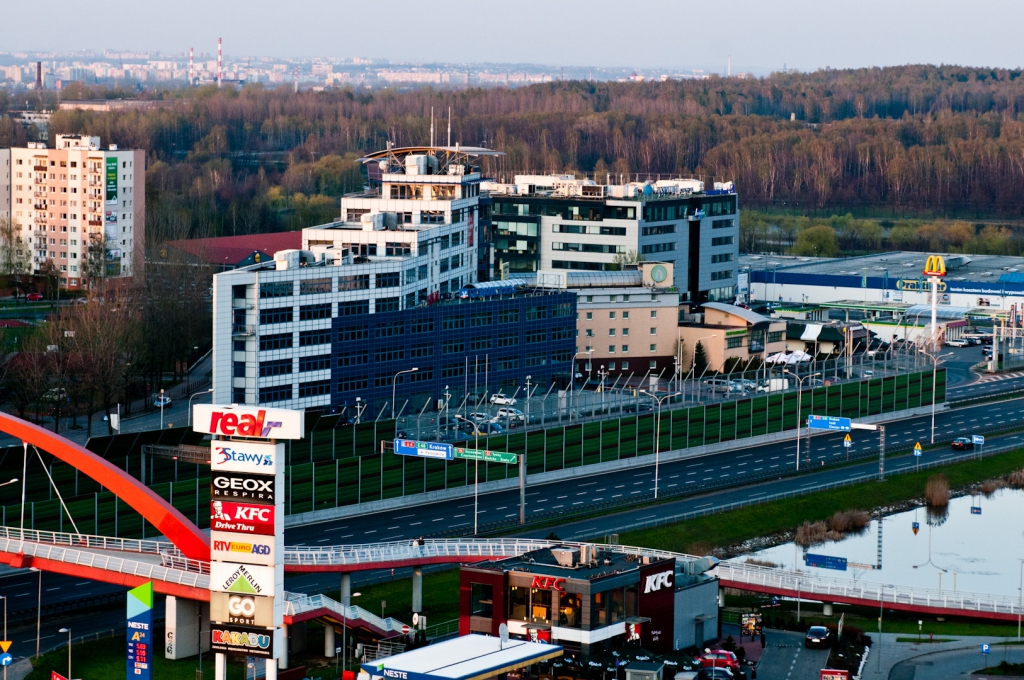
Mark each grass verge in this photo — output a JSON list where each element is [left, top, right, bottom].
[[895, 637, 958, 643]]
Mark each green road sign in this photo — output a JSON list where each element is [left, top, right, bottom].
[[454, 447, 518, 464]]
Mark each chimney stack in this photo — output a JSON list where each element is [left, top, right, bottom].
[[36, 62, 42, 90], [217, 38, 222, 88], [293, 66, 298, 94], [189, 47, 194, 85]]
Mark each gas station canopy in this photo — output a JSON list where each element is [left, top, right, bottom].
[[359, 635, 563, 680]]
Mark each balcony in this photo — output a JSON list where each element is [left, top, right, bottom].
[[232, 324, 256, 337], [231, 299, 254, 310], [88, 220, 102, 227], [33, 165, 47, 172]]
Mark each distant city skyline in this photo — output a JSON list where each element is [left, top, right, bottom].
[[3, 0, 1024, 75]]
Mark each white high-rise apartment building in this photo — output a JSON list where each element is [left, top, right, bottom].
[[7, 135, 144, 287]]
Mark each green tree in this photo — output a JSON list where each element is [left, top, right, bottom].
[[692, 341, 710, 376], [792, 225, 839, 257]]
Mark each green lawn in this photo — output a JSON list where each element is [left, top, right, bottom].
[[615, 448, 1024, 555], [319, 569, 462, 627]]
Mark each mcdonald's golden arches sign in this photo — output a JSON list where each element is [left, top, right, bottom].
[[922, 255, 946, 277]]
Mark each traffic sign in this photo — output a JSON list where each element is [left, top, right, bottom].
[[973, 435, 985, 445], [805, 553, 848, 571], [0, 653, 12, 667], [393, 439, 454, 460], [0, 642, 10, 653], [914, 442, 922, 457], [843, 434, 852, 449], [982, 643, 991, 654], [401, 625, 411, 635], [807, 415, 852, 432], [912, 521, 920, 535], [454, 447, 518, 464], [971, 506, 982, 515]]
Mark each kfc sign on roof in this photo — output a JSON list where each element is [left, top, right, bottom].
[[194, 404, 304, 440]]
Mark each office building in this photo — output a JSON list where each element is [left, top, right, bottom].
[[212, 146, 575, 413], [0, 150, 10, 223], [6, 135, 144, 287], [460, 545, 718, 655], [677, 302, 787, 373], [484, 175, 738, 305]]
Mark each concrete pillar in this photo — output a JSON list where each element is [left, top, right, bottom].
[[278, 624, 288, 670], [165, 596, 211, 659], [412, 566, 423, 613], [823, 603, 833, 617], [214, 652, 227, 680], [325, 624, 336, 658], [265, 662, 277, 680], [718, 587, 725, 608], [341, 573, 352, 603]]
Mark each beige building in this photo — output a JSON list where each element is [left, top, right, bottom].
[[8, 135, 144, 288], [678, 302, 787, 374]]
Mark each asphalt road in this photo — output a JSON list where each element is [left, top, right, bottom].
[[755, 630, 830, 680], [888, 645, 1024, 679]]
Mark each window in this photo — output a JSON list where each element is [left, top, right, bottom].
[[260, 307, 292, 327], [471, 583, 493, 618], [608, 345, 616, 353], [374, 348, 405, 363], [410, 318, 434, 334], [768, 330, 784, 343], [442, 316, 465, 330], [650, 360, 657, 368], [338, 274, 370, 291], [421, 211, 444, 225], [338, 351, 368, 367], [259, 385, 293, 403], [259, 333, 293, 351], [410, 368, 433, 382], [470, 312, 492, 327], [530, 587, 552, 625], [553, 224, 627, 236], [551, 328, 572, 341], [726, 336, 744, 349], [650, 310, 658, 318], [375, 272, 400, 288], [299, 303, 331, 321], [712, 218, 735, 229], [586, 312, 593, 320], [711, 270, 733, 281], [621, 345, 629, 353], [525, 352, 547, 367], [608, 311, 616, 320], [552, 242, 620, 254], [299, 329, 331, 346], [650, 344, 657, 352], [650, 327, 657, 335], [496, 357, 518, 371], [469, 337, 491, 351], [499, 309, 520, 324], [233, 361, 246, 378], [711, 235, 735, 246], [259, 359, 292, 377], [609, 329, 616, 336], [337, 377, 368, 392], [298, 380, 331, 398], [260, 281, 292, 298], [641, 242, 676, 254], [338, 325, 368, 342], [377, 297, 400, 312], [441, 362, 464, 378], [622, 328, 630, 336], [498, 333, 519, 347], [608, 361, 616, 370], [442, 340, 465, 354], [711, 253, 734, 263], [526, 306, 546, 321], [409, 343, 434, 358], [439, 235, 450, 250], [339, 300, 370, 316], [509, 585, 529, 621], [585, 329, 594, 337], [551, 349, 572, 363], [525, 331, 546, 344], [232, 387, 246, 403], [375, 322, 404, 338], [641, 224, 676, 236], [300, 278, 331, 294]]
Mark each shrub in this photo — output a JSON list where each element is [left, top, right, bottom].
[[925, 473, 950, 506]]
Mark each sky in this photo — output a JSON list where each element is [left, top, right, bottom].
[[4, 0, 1024, 74]]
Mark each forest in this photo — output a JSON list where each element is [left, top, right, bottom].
[[4, 64, 1024, 247]]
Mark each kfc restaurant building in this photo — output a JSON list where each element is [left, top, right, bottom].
[[459, 546, 719, 656]]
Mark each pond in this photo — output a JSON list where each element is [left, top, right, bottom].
[[743, 487, 1024, 597]]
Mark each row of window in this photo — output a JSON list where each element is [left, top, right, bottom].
[[711, 235, 735, 246], [640, 242, 676, 254], [711, 253, 733, 264], [258, 272, 410, 299], [552, 242, 620, 254], [258, 329, 332, 350], [553, 224, 628, 236], [493, 202, 635, 221], [582, 344, 661, 354], [583, 309, 660, 320], [710, 270, 734, 281]]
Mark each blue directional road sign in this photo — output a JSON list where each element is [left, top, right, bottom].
[[807, 415, 852, 432], [971, 506, 982, 515], [0, 653, 12, 667], [805, 553, 849, 571], [973, 435, 985, 445], [982, 643, 991, 654], [394, 439, 454, 460]]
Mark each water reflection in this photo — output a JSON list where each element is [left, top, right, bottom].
[[744, 488, 1024, 596]]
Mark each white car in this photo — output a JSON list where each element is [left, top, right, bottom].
[[946, 338, 969, 348], [490, 393, 517, 405], [495, 407, 526, 422]]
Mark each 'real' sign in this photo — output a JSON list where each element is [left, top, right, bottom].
[[211, 471, 277, 504], [210, 440, 282, 475], [194, 404, 305, 440], [211, 500, 276, 536]]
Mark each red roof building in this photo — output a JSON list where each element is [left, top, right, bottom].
[[161, 232, 303, 271]]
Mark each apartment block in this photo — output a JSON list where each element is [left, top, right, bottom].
[[7, 135, 144, 287], [484, 175, 739, 305]]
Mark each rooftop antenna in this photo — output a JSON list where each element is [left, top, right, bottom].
[[217, 38, 222, 87], [447, 106, 451, 148], [430, 107, 434, 148]]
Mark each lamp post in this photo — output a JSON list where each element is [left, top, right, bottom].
[[342, 591, 362, 679], [391, 368, 419, 420], [640, 390, 681, 499], [1, 594, 6, 680], [571, 350, 592, 422], [32, 568, 40, 658], [58, 627, 71, 680], [598, 365, 608, 410], [918, 348, 952, 444], [158, 388, 166, 429], [0, 478, 16, 488], [524, 375, 532, 423], [783, 370, 820, 471], [187, 387, 214, 426]]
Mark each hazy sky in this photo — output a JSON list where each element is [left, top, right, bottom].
[[4, 0, 1024, 74]]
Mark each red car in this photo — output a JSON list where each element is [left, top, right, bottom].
[[25, 292, 43, 301], [694, 650, 740, 672]]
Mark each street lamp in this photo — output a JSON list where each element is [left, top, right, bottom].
[[524, 375, 532, 423], [918, 348, 952, 444], [391, 368, 419, 420], [783, 370, 820, 471], [58, 628, 71, 680], [0, 478, 17, 488], [342, 591, 362, 678], [159, 388, 166, 429], [641, 390, 681, 499], [571, 350, 592, 422], [187, 387, 214, 426]]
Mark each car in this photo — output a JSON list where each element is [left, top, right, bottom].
[[808, 378, 825, 388], [74, 297, 89, 305], [951, 436, 975, 451], [468, 412, 491, 423], [805, 625, 832, 648], [703, 379, 732, 394], [946, 338, 969, 348], [465, 422, 505, 437], [735, 378, 758, 391], [694, 650, 740, 672], [41, 387, 68, 403], [967, 336, 982, 346], [495, 407, 526, 422], [696, 668, 735, 680], [490, 393, 517, 405], [154, 394, 172, 408], [25, 292, 43, 301]]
